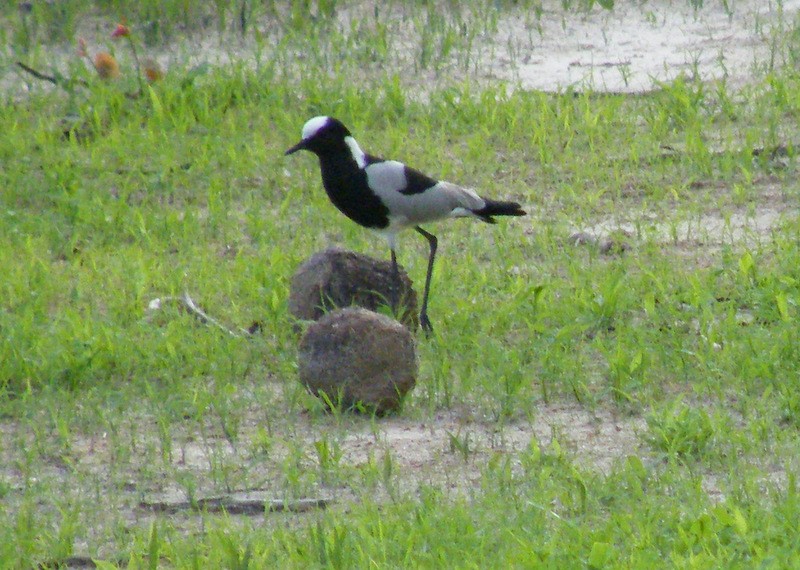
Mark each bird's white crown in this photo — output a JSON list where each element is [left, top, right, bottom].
[[301, 116, 330, 141]]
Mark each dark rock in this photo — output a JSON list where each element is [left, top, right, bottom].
[[298, 307, 417, 415], [599, 231, 632, 254], [289, 248, 418, 330]]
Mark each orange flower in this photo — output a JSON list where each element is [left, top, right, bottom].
[[93, 52, 120, 79], [111, 23, 131, 38], [143, 59, 164, 83]]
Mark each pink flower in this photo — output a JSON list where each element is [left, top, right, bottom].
[[111, 23, 131, 38]]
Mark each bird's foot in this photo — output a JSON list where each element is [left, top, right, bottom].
[[420, 312, 434, 337]]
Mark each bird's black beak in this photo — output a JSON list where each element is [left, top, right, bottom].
[[285, 140, 306, 156]]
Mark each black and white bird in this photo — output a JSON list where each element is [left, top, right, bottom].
[[285, 116, 526, 334]]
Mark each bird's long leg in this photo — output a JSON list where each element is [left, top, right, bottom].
[[390, 248, 400, 314], [414, 226, 437, 336]]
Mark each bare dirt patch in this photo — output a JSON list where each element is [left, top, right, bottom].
[[330, 403, 644, 484], [489, 0, 800, 93], [571, 179, 796, 266], [0, 402, 643, 511]]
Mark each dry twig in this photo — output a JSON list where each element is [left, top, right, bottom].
[[147, 291, 251, 337], [139, 496, 333, 515]]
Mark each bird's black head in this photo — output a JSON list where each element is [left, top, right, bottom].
[[285, 116, 353, 157]]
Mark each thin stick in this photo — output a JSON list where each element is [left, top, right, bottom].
[[126, 36, 145, 96], [16, 61, 90, 89], [37, 555, 126, 569], [147, 292, 251, 337], [180, 291, 245, 337], [16, 61, 59, 84], [139, 496, 333, 515]]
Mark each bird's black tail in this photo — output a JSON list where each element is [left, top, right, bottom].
[[474, 199, 526, 224]]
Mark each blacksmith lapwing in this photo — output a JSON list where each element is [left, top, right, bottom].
[[285, 116, 526, 334]]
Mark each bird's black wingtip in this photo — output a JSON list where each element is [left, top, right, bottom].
[[508, 201, 527, 216], [479, 200, 527, 220]]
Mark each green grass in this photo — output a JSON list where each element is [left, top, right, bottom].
[[2, 1, 800, 568]]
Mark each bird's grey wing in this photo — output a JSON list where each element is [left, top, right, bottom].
[[365, 161, 486, 223]]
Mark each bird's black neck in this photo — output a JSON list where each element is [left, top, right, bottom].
[[317, 151, 390, 230]]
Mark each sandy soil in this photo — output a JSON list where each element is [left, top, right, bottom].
[[0, 403, 646, 529], [489, 0, 800, 92], [579, 181, 793, 257]]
